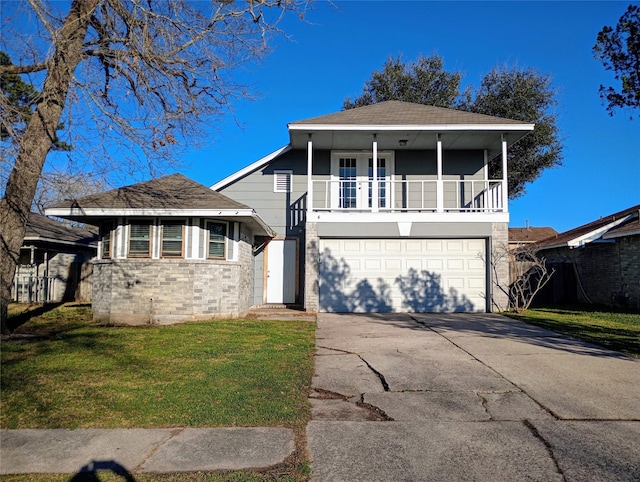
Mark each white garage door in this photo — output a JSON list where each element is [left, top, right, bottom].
[[319, 238, 487, 313]]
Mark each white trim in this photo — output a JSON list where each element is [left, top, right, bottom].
[[539, 214, 636, 250], [210, 145, 292, 191], [436, 134, 443, 213], [45, 207, 274, 237], [567, 214, 635, 248], [603, 227, 640, 239], [288, 123, 535, 132], [330, 151, 395, 210], [23, 236, 96, 248], [307, 137, 313, 218], [501, 134, 509, 213], [307, 211, 509, 224], [232, 221, 240, 261], [46, 207, 258, 217]]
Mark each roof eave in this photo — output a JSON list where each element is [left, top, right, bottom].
[[288, 123, 535, 132], [22, 236, 98, 248], [44, 207, 275, 237]]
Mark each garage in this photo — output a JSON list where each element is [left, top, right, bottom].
[[318, 238, 487, 313]]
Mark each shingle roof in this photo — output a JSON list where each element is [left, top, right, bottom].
[[509, 227, 558, 244], [25, 212, 97, 246], [537, 205, 640, 249], [290, 100, 530, 126], [49, 173, 250, 211]]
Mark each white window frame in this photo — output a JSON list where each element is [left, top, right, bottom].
[[274, 170, 293, 193]]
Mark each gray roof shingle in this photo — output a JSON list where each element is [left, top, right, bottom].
[[25, 212, 97, 246], [290, 100, 531, 126]]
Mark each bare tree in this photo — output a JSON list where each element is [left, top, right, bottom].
[[0, 0, 310, 332], [488, 243, 555, 313]]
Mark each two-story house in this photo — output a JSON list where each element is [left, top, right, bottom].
[[214, 100, 534, 314], [46, 100, 534, 323]]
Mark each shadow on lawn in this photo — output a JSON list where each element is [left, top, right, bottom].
[[6, 302, 65, 332], [69, 460, 136, 481]]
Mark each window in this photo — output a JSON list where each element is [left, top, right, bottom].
[[100, 221, 114, 259], [128, 221, 151, 257], [207, 221, 226, 259], [274, 170, 293, 193], [161, 221, 184, 258], [339, 157, 357, 208]]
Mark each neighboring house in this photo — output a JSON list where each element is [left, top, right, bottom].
[[214, 100, 534, 313], [13, 212, 97, 303], [46, 174, 274, 324], [507, 226, 558, 288], [535, 205, 640, 309], [508, 226, 558, 251]]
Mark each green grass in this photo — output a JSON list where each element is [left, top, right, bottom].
[[2, 304, 316, 430], [2, 304, 316, 481], [506, 307, 640, 358]]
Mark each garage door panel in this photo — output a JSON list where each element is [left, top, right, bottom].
[[319, 238, 486, 313]]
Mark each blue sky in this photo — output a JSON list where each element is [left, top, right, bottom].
[[180, 0, 639, 233]]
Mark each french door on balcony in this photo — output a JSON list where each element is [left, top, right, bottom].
[[331, 152, 393, 210]]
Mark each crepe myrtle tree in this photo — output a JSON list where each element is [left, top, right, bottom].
[[0, 0, 311, 333], [487, 243, 555, 313]]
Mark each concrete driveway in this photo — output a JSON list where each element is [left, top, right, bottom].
[[307, 313, 640, 481]]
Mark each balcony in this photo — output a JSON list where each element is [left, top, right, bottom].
[[310, 179, 505, 214]]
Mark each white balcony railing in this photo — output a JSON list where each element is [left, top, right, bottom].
[[311, 179, 505, 213]]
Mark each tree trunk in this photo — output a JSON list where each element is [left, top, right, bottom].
[[0, 0, 100, 333]]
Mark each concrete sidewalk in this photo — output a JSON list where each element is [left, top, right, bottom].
[[0, 427, 294, 475], [308, 313, 640, 482]]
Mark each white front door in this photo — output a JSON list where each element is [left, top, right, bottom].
[[266, 239, 297, 304]]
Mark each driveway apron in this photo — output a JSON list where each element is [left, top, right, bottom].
[[307, 313, 640, 482]]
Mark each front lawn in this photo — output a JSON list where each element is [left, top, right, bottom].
[[1, 304, 316, 430], [506, 308, 640, 358]]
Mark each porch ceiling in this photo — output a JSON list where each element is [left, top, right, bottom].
[[288, 128, 531, 158]]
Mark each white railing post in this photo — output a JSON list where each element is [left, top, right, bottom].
[[501, 134, 508, 212], [307, 134, 313, 216], [372, 134, 379, 212], [436, 134, 444, 212]]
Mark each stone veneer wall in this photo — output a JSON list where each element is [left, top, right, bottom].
[[491, 222, 510, 311], [304, 222, 319, 312], [93, 238, 253, 325]]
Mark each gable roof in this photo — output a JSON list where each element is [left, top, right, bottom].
[[509, 227, 558, 244], [288, 101, 534, 151], [537, 205, 640, 250], [45, 174, 274, 236], [290, 100, 530, 127], [24, 212, 97, 248], [49, 173, 249, 211]]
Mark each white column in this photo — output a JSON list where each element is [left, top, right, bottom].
[[501, 134, 509, 212], [436, 133, 443, 212], [307, 134, 313, 217], [372, 134, 378, 212]]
